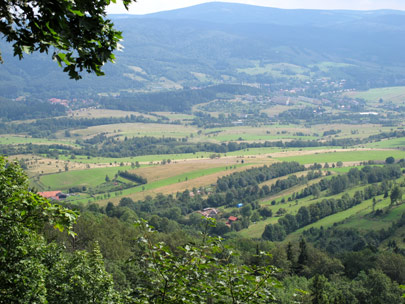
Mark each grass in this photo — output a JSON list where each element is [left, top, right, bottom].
[[363, 137, 405, 149], [70, 109, 157, 120], [224, 146, 336, 157], [153, 112, 195, 121], [70, 122, 197, 138], [237, 62, 309, 79], [287, 198, 405, 242], [344, 86, 405, 105], [213, 134, 318, 142], [277, 149, 405, 164], [238, 182, 378, 239], [58, 152, 216, 164], [69, 163, 251, 204], [0, 135, 75, 146], [40, 165, 134, 190], [312, 61, 355, 72]]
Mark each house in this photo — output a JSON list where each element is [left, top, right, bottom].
[[226, 216, 238, 227], [197, 208, 219, 218], [38, 191, 67, 201]]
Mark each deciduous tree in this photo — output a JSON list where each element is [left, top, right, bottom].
[[0, 0, 136, 79]]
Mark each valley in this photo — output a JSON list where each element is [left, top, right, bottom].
[[2, 2, 405, 302]]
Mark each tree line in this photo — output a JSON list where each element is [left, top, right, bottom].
[[0, 114, 171, 138], [117, 170, 147, 184], [262, 164, 404, 241]]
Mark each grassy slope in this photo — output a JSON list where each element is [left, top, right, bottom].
[[239, 176, 405, 239], [277, 150, 405, 164]]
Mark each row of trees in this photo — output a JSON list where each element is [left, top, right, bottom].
[[216, 162, 305, 191], [1, 156, 285, 302], [117, 170, 147, 184], [262, 164, 404, 241], [0, 114, 165, 138]]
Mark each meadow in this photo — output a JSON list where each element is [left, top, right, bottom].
[[344, 86, 405, 105], [277, 149, 405, 164], [3, 99, 405, 247]]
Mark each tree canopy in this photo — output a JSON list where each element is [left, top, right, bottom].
[[0, 0, 135, 79], [0, 156, 119, 302]]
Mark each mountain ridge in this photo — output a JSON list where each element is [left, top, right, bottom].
[[2, 2, 405, 99]]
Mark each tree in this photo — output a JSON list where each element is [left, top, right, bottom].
[[372, 197, 377, 212], [0, 156, 119, 303], [312, 185, 321, 199], [390, 185, 403, 207], [241, 204, 252, 218], [296, 237, 309, 274], [0, 0, 135, 79], [132, 219, 281, 303], [310, 275, 334, 304], [386, 156, 395, 164]]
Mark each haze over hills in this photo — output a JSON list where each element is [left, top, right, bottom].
[[3, 4, 405, 301], [2, 2, 405, 100], [137, 2, 405, 27]]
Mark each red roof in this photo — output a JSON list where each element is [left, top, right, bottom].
[[38, 191, 62, 200], [228, 216, 238, 222]]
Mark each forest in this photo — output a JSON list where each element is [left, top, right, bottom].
[[2, 1, 405, 303], [2, 156, 405, 303]]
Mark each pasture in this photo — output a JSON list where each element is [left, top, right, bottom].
[[277, 149, 405, 164], [70, 122, 198, 139], [344, 86, 405, 105], [0, 135, 75, 146], [70, 108, 158, 120]]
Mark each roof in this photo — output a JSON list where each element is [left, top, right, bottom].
[[228, 216, 238, 221], [197, 208, 219, 218], [38, 191, 62, 200]]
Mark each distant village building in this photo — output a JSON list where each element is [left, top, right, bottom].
[[197, 208, 219, 218], [226, 216, 238, 227], [38, 191, 67, 201]]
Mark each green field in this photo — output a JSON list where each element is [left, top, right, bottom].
[[237, 61, 309, 79], [213, 134, 318, 142], [70, 122, 197, 139], [238, 176, 405, 240], [363, 137, 405, 149], [344, 86, 405, 105], [277, 149, 405, 164], [58, 152, 217, 165], [40, 165, 135, 190], [0, 136, 75, 146], [287, 198, 405, 242], [70, 163, 251, 204]]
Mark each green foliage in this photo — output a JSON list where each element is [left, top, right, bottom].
[[0, 156, 77, 234], [0, 0, 135, 79], [45, 243, 120, 304], [390, 185, 403, 206], [0, 156, 119, 302], [131, 219, 281, 303]]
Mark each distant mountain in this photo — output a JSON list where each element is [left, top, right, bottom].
[[2, 2, 405, 101], [137, 2, 405, 28]]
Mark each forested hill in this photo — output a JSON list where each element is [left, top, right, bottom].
[[137, 2, 405, 27], [2, 2, 405, 99]]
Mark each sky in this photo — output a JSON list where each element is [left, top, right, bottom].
[[107, 0, 405, 15]]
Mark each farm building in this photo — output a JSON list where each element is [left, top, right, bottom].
[[197, 208, 219, 218], [226, 216, 238, 227], [38, 191, 67, 201]]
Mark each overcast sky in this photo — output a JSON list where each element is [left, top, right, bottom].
[[107, 0, 405, 15]]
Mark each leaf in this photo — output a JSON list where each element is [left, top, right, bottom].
[[57, 53, 71, 65], [68, 8, 85, 17], [21, 46, 32, 54], [45, 22, 57, 36]]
